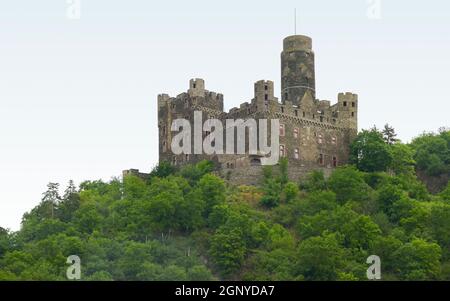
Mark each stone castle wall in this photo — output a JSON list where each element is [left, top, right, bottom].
[[149, 35, 359, 185]]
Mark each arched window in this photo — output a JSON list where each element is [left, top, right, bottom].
[[294, 148, 299, 160], [250, 158, 262, 166], [294, 128, 299, 139]]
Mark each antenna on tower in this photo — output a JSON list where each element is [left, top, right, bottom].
[[294, 8, 297, 35]]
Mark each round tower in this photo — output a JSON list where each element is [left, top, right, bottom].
[[281, 35, 316, 105]]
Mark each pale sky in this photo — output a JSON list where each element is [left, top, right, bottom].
[[0, 0, 449, 230]]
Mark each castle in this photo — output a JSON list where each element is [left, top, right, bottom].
[[125, 35, 359, 185]]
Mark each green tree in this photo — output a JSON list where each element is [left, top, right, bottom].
[[149, 160, 177, 179], [410, 132, 449, 176], [294, 233, 346, 281], [42, 183, 61, 219], [440, 183, 450, 201], [300, 170, 327, 192], [210, 228, 246, 277], [260, 179, 282, 208], [429, 203, 450, 248], [278, 158, 289, 187], [197, 174, 226, 216], [382, 124, 399, 145], [58, 180, 81, 222], [392, 238, 442, 280], [328, 166, 371, 203], [350, 128, 392, 172], [0, 228, 11, 257], [389, 143, 416, 175], [283, 182, 299, 203], [180, 160, 215, 184], [187, 265, 214, 281]]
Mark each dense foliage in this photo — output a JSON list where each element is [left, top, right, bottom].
[[0, 130, 449, 281]]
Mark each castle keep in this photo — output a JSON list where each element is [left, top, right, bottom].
[[138, 35, 358, 184]]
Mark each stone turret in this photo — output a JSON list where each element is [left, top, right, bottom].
[[281, 35, 316, 105]]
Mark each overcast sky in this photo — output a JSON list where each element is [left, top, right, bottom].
[[0, 0, 449, 230]]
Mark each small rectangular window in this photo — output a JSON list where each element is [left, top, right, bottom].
[[280, 145, 286, 157], [280, 124, 285, 137], [343, 101, 347, 107]]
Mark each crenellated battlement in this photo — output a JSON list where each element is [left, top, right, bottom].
[[156, 35, 359, 183]]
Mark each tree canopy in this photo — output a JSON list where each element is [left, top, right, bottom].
[[1, 130, 449, 281]]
